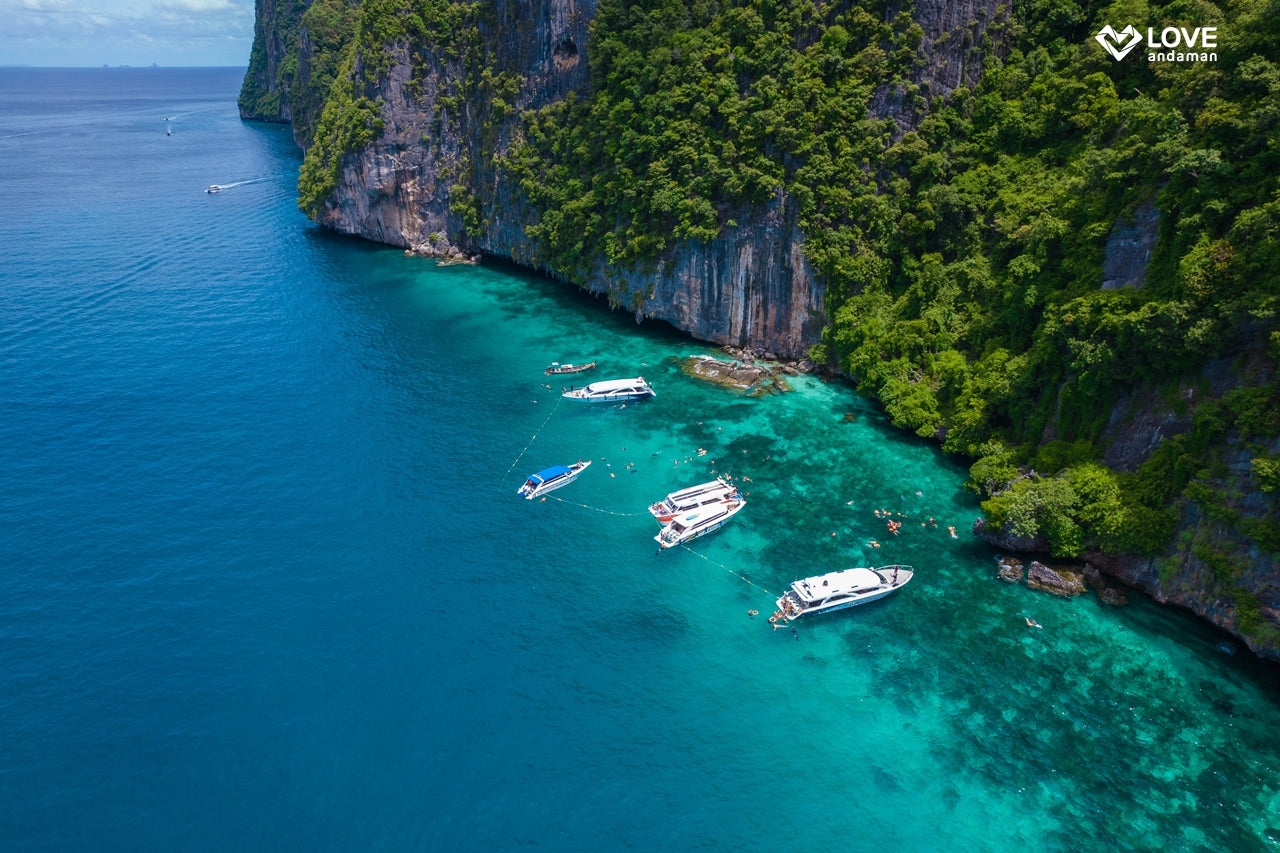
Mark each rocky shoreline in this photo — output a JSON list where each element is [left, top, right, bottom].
[[678, 348, 817, 396], [996, 555, 1129, 606]]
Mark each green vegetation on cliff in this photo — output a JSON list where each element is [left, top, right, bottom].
[[297, 0, 514, 216], [504, 0, 925, 276], [239, 0, 360, 148], [239, 0, 310, 121], [504, 0, 1280, 581]]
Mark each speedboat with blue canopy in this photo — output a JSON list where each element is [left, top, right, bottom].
[[517, 459, 591, 499]]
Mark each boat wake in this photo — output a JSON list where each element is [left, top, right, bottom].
[[203, 177, 268, 193]]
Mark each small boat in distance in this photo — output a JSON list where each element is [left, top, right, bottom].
[[775, 565, 913, 621], [206, 185, 221, 193], [545, 360, 597, 375], [648, 478, 741, 523], [654, 498, 745, 549], [517, 460, 591, 500], [562, 377, 655, 403]]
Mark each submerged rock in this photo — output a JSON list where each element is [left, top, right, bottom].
[[997, 556, 1024, 583], [1084, 562, 1129, 605], [1097, 586, 1129, 606], [1026, 561, 1087, 597]]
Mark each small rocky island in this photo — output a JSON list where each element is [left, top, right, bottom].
[[679, 348, 816, 396], [997, 556, 1128, 605]]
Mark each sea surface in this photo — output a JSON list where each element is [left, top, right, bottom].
[[1, 68, 1279, 852]]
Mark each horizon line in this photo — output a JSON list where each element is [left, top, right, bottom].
[[0, 64, 249, 70]]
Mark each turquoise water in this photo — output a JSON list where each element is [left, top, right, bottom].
[[1, 68, 1278, 852]]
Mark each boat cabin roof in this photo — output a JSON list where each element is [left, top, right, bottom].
[[668, 500, 738, 528], [528, 465, 571, 483], [665, 478, 731, 503], [586, 377, 647, 392], [792, 567, 882, 601]]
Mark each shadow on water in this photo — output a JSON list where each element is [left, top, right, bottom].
[[477, 255, 698, 346]]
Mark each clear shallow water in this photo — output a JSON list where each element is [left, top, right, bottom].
[[1, 68, 1278, 852]]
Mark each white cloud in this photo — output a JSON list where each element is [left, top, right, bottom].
[[0, 0, 256, 65], [159, 0, 240, 11]]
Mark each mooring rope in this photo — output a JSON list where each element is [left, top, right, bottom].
[[542, 494, 646, 517], [678, 544, 777, 598], [504, 396, 563, 478]]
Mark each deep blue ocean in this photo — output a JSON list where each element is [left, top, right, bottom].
[[2, 68, 1279, 852]]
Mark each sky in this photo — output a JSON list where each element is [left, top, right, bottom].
[[1, 0, 255, 67]]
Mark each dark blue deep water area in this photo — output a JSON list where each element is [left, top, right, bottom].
[[2, 68, 1279, 852]]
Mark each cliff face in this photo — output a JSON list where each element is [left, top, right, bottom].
[[1088, 357, 1280, 661], [299, 0, 1004, 358], [239, 0, 312, 124], [315, 0, 594, 252], [872, 0, 1008, 134], [973, 242, 1280, 659]]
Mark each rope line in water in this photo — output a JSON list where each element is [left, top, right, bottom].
[[544, 495, 646, 517], [504, 396, 563, 477], [678, 544, 777, 598]]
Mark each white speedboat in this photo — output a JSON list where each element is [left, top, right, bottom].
[[775, 565, 913, 620], [562, 377, 655, 402], [206, 185, 221, 193], [654, 498, 745, 549], [517, 460, 591, 499], [648, 478, 741, 523]]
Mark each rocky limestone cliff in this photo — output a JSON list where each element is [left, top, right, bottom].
[[976, 341, 1280, 659], [970, 194, 1280, 659], [1089, 360, 1280, 660], [300, 0, 1003, 358], [239, 0, 313, 124], [1101, 201, 1160, 291], [313, 0, 593, 249], [869, 0, 1008, 136]]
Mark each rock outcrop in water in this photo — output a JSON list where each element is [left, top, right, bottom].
[[1025, 561, 1086, 597]]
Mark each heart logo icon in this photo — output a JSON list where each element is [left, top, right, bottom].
[[1095, 25, 1143, 61]]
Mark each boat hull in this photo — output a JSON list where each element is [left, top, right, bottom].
[[776, 566, 913, 620], [782, 587, 896, 618], [516, 461, 591, 499], [546, 360, 596, 375], [561, 377, 655, 402], [648, 479, 739, 523], [563, 391, 653, 402], [655, 500, 744, 549]]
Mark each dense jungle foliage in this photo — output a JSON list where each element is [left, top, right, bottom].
[[504, 0, 1280, 571], [287, 0, 1280, 640]]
